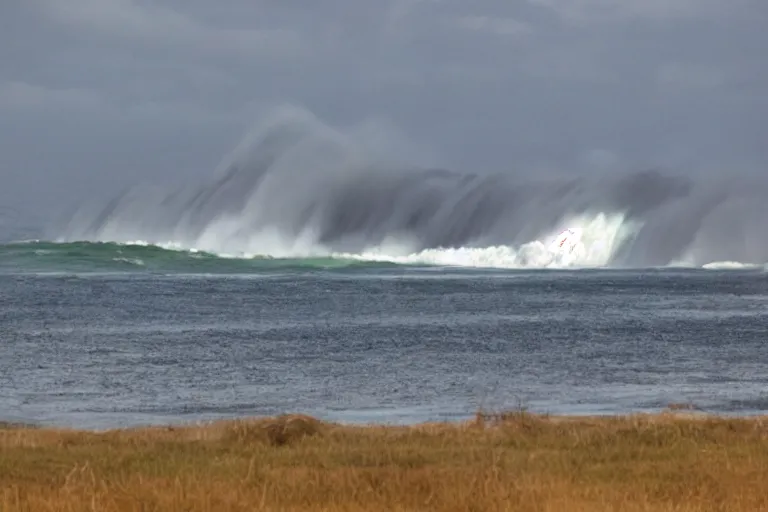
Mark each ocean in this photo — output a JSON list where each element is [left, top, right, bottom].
[[2, 109, 768, 430], [1, 241, 767, 430]]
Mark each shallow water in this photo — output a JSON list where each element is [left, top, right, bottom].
[[1, 266, 767, 430]]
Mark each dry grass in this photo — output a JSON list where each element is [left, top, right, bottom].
[[1, 410, 768, 511]]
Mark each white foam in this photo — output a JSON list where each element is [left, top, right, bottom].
[[69, 212, 638, 270], [333, 212, 637, 269], [701, 261, 763, 270], [672, 252, 766, 270], [71, 212, 734, 270], [112, 257, 145, 266]]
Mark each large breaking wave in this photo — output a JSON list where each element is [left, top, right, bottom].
[[53, 105, 768, 269]]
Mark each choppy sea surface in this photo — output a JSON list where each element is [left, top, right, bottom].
[[1, 241, 767, 430]]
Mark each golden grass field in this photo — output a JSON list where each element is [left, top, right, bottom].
[[1, 409, 767, 511]]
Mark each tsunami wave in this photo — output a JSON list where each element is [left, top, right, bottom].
[[48, 105, 768, 270], [2, 238, 764, 275], [3, 235, 766, 274], [0, 240, 401, 274]]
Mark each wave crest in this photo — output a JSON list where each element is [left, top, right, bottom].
[[53, 105, 768, 269]]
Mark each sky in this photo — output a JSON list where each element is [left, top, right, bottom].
[[1, 0, 767, 224]]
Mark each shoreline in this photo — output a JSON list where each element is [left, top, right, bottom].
[[2, 410, 767, 511], [5, 401, 768, 433]]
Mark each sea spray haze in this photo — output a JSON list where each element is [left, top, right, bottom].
[[53, 105, 768, 269], [4, 0, 768, 439]]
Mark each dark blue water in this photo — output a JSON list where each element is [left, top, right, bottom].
[[1, 267, 767, 430]]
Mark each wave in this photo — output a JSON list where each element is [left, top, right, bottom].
[[50, 104, 768, 270], [2, 239, 765, 275], [0, 241, 399, 274]]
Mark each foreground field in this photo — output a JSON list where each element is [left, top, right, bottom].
[[1, 411, 767, 511]]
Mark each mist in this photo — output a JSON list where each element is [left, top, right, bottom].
[[54, 105, 768, 268], [1, 1, 766, 266]]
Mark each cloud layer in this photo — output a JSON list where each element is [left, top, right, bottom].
[[1, 0, 766, 224]]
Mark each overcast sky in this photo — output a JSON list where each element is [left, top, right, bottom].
[[1, 0, 766, 223]]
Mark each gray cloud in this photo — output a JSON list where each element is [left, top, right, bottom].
[[450, 16, 533, 36], [0, 81, 106, 111], [32, 0, 303, 56], [1, 0, 766, 229], [528, 0, 735, 24]]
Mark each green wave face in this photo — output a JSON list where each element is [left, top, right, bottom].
[[0, 241, 403, 275]]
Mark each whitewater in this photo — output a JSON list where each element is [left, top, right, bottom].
[[48, 105, 768, 271], [5, 107, 768, 430], [65, 211, 631, 270]]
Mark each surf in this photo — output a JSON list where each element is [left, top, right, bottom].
[[0, 240, 405, 274], [49, 105, 768, 270]]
